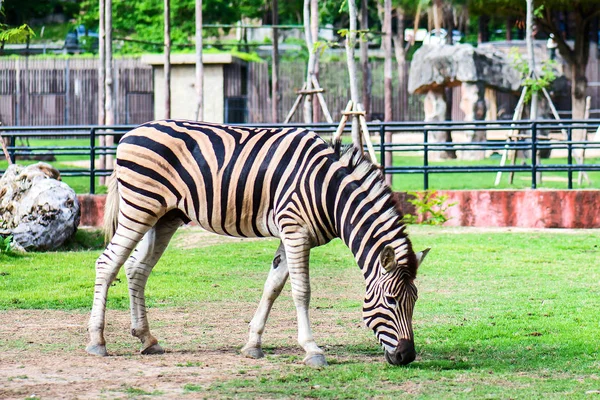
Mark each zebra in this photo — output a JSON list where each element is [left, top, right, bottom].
[[86, 119, 430, 367]]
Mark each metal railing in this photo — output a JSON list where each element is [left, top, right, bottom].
[[1, 120, 600, 193]]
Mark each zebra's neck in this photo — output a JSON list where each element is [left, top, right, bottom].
[[329, 150, 408, 279]]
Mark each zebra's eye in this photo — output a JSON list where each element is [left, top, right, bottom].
[[385, 295, 397, 308]]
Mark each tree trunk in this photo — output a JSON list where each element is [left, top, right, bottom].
[[478, 15, 489, 43], [432, 0, 443, 33], [383, 0, 392, 184], [98, 0, 106, 183], [104, 0, 115, 170], [394, 7, 407, 122], [164, 0, 171, 119], [271, 0, 279, 122], [359, 0, 371, 120], [194, 0, 203, 121], [302, 0, 314, 123], [443, 1, 456, 158], [311, 0, 320, 123], [345, 0, 362, 149]]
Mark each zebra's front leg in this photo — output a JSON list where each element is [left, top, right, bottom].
[[241, 242, 288, 359], [125, 216, 181, 355], [283, 238, 327, 368]]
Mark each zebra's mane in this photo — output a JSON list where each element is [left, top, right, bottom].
[[335, 145, 417, 277], [336, 145, 406, 228]]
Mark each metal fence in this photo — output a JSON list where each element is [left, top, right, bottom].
[[1, 120, 599, 194]]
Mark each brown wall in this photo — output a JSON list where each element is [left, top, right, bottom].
[[79, 190, 600, 230]]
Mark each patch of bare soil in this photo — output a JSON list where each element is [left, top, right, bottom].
[[0, 301, 376, 399]]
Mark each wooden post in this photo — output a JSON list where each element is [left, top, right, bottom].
[[194, 0, 203, 121], [271, 0, 279, 122], [164, 0, 171, 119]]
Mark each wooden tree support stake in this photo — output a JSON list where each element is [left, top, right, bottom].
[[283, 77, 333, 124], [333, 100, 378, 166]]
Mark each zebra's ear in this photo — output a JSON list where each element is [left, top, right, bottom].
[[380, 245, 396, 273], [416, 248, 431, 268]]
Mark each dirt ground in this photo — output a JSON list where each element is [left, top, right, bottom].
[[0, 302, 363, 400], [0, 224, 373, 399]]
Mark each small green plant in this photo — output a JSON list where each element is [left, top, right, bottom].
[[0, 235, 13, 254], [402, 190, 456, 225]]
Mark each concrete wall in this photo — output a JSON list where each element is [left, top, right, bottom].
[[142, 53, 235, 123], [79, 190, 600, 229]]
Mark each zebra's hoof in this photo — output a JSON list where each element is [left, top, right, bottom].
[[141, 343, 165, 355], [304, 353, 327, 368], [85, 344, 108, 357], [241, 345, 264, 359]]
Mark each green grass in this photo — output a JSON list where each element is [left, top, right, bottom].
[[1, 227, 600, 397], [1, 138, 109, 194], [388, 155, 600, 191]]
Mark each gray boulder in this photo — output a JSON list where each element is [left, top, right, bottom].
[[0, 163, 80, 251], [408, 44, 521, 94]]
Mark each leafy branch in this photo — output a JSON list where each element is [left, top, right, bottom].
[[0, 23, 35, 44], [509, 48, 557, 103]]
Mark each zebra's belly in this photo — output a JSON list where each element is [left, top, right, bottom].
[[189, 206, 280, 239]]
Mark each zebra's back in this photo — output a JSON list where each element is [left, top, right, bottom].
[[115, 119, 334, 238]]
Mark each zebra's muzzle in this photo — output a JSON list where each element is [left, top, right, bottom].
[[384, 339, 416, 366]]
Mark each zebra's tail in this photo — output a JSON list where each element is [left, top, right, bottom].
[[103, 170, 120, 244]]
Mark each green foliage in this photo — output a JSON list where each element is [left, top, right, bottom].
[[0, 23, 34, 44], [403, 190, 456, 225], [509, 49, 557, 103], [0, 235, 13, 254]]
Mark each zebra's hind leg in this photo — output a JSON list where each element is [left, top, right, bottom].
[[86, 221, 156, 357], [124, 215, 183, 355], [241, 242, 288, 359]]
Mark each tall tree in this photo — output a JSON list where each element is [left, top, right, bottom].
[[359, 0, 371, 120], [271, 0, 279, 122], [194, 0, 203, 121], [302, 0, 315, 123], [98, 0, 106, 183], [164, 0, 171, 119], [311, 0, 320, 122], [105, 0, 115, 170], [382, 0, 392, 183], [346, 0, 362, 148]]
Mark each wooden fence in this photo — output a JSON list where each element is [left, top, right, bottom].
[[2, 54, 600, 126], [0, 58, 153, 126]]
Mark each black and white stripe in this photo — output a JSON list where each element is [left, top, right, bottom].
[[86, 120, 427, 366]]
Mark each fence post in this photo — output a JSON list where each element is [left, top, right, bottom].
[[423, 128, 429, 190], [90, 127, 96, 195], [379, 124, 385, 176], [531, 121, 537, 189], [567, 126, 573, 190], [9, 134, 16, 163]]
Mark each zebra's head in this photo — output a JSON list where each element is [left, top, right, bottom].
[[363, 245, 430, 366]]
